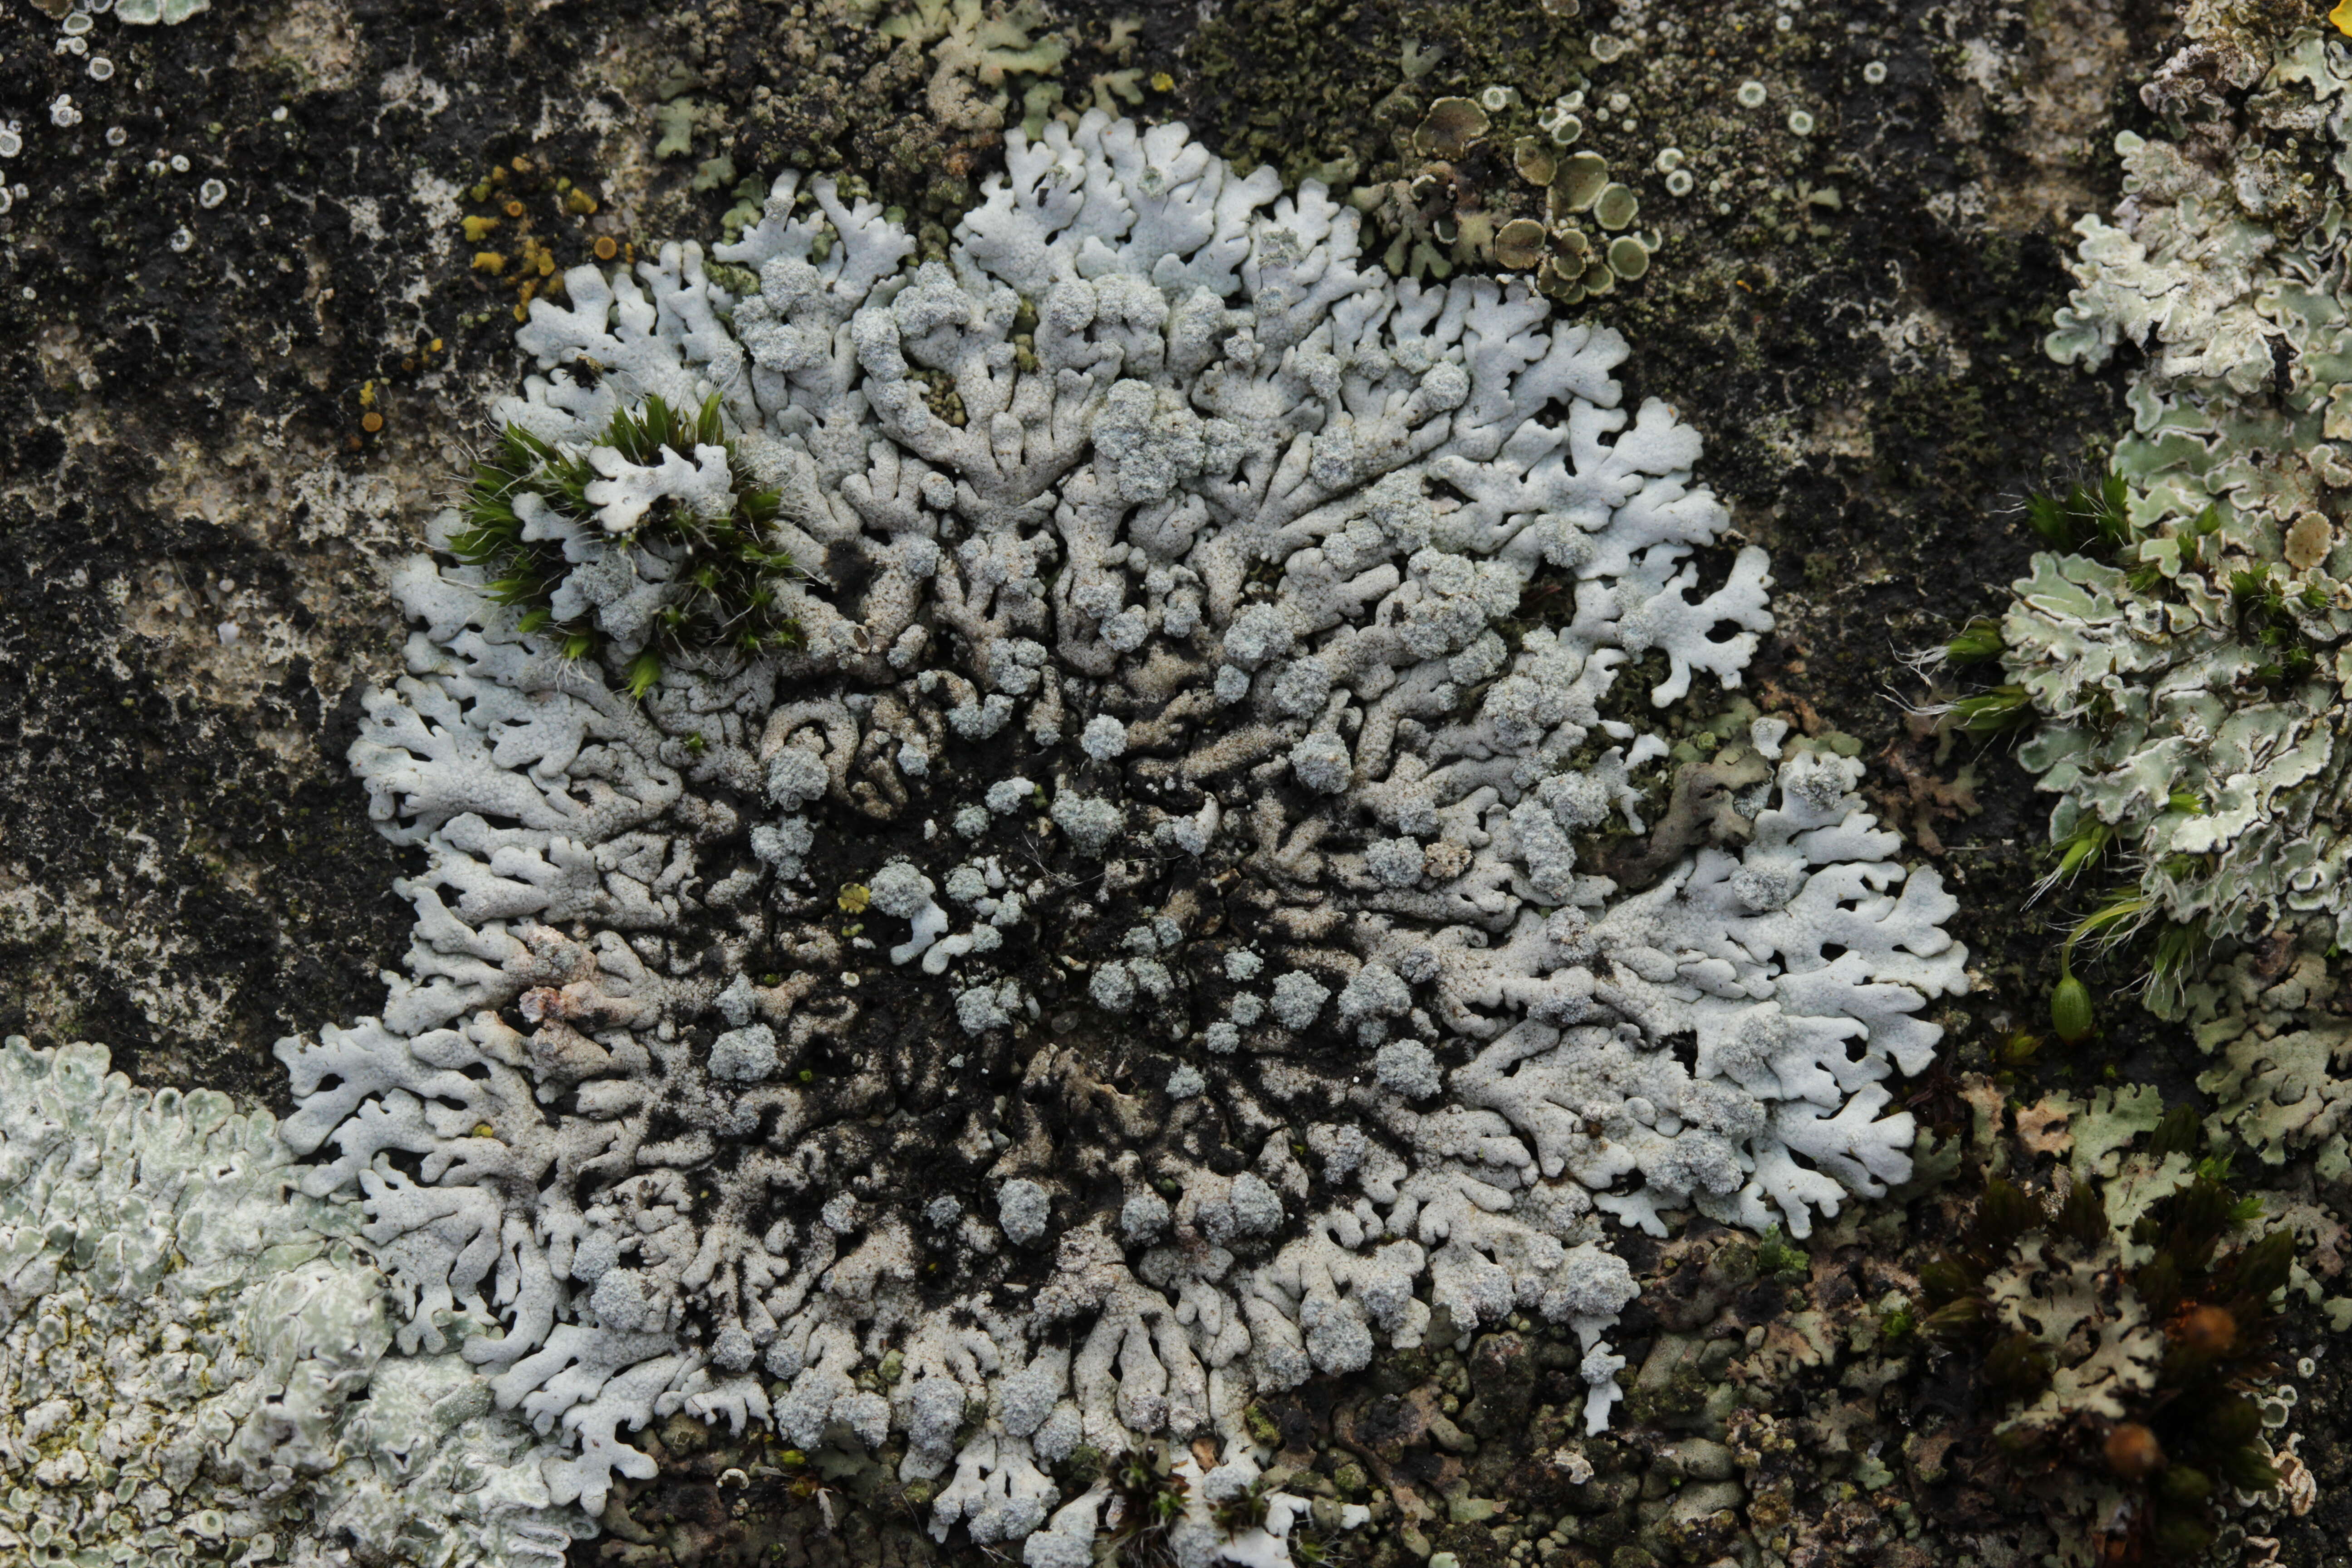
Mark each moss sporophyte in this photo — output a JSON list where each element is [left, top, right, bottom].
[[448, 393, 804, 697]]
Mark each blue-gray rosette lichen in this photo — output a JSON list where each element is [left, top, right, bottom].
[[277, 113, 1965, 1563]]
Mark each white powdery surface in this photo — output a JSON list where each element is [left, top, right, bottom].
[[279, 113, 1966, 1562], [0, 1038, 588, 1568]]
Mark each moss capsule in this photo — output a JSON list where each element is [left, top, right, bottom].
[[2051, 974, 2093, 1042], [2103, 1422, 2164, 1479]]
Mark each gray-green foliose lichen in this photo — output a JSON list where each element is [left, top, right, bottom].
[[0, 1035, 591, 1566], [2017, 25, 2352, 957]]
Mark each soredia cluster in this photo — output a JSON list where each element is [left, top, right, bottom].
[[280, 113, 1966, 1560], [0, 1038, 587, 1567], [2029, 22, 2352, 950]]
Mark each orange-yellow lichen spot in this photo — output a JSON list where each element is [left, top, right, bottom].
[[593, 235, 620, 262], [461, 215, 500, 241], [2175, 1304, 2237, 1356], [429, 338, 443, 353], [565, 188, 599, 216], [2102, 1422, 2164, 1480], [2334, 0, 2352, 35], [503, 198, 526, 220], [361, 411, 385, 434], [472, 251, 508, 275], [1150, 71, 1173, 92], [358, 380, 377, 408]]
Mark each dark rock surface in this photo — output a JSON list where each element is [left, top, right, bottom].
[[2, 0, 2340, 1564]]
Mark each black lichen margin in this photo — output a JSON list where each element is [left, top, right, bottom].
[[449, 393, 803, 698]]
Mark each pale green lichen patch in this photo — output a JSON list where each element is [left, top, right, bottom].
[[116, 0, 211, 24], [2004, 26, 2352, 963], [0, 1037, 589, 1567]]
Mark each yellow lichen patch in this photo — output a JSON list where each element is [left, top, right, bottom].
[[458, 153, 607, 321], [2334, 0, 2352, 37], [838, 882, 872, 915]]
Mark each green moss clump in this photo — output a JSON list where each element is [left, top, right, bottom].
[[449, 393, 802, 697]]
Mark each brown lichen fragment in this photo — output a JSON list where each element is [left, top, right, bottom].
[[1603, 746, 1774, 891]]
